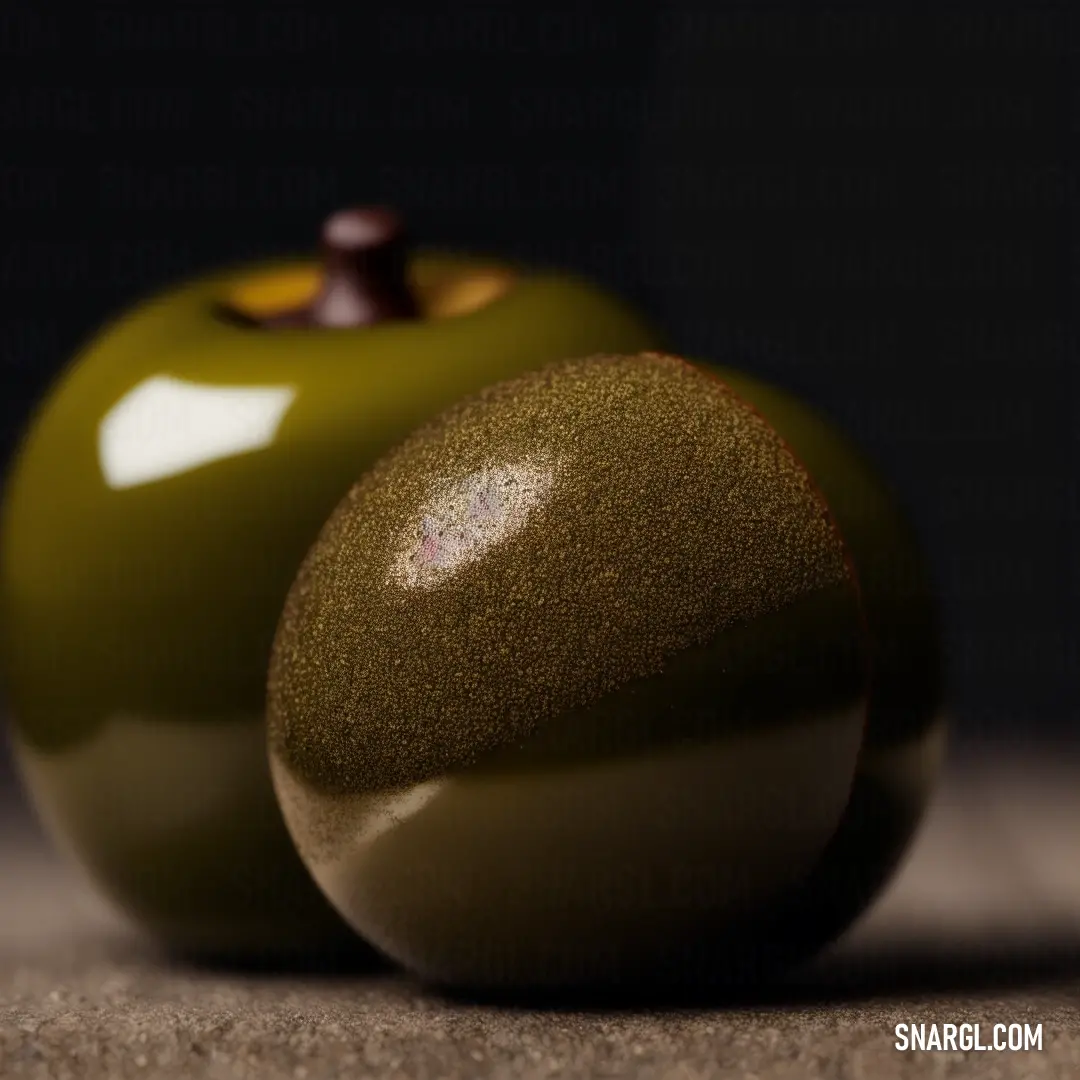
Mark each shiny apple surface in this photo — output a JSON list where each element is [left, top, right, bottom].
[[0, 251, 661, 959]]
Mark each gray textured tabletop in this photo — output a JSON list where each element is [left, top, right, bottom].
[[2, 746, 1079, 1079]]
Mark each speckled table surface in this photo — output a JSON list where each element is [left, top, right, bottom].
[[2, 748, 1079, 1079]]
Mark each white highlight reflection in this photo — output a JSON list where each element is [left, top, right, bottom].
[[353, 780, 447, 846], [98, 375, 297, 490], [389, 457, 559, 589]]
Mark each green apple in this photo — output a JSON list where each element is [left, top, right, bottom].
[[0, 207, 663, 960]]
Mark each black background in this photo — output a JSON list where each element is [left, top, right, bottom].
[[0, 2, 1076, 798]]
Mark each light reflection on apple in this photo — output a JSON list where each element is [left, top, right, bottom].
[[97, 375, 297, 490], [388, 457, 560, 590]]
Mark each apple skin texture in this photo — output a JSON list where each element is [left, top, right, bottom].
[[267, 352, 944, 992], [0, 254, 661, 960]]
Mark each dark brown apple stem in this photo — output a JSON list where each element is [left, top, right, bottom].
[[309, 206, 419, 326], [235, 206, 421, 329]]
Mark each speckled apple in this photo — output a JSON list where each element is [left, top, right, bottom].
[[267, 350, 944, 992]]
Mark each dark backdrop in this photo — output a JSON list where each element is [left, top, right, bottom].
[[0, 3, 1076, 799]]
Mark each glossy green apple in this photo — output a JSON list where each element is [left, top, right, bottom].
[[0, 208, 663, 960], [267, 351, 944, 992]]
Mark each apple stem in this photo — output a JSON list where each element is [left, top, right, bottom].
[[309, 206, 420, 327], [232, 206, 421, 329]]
